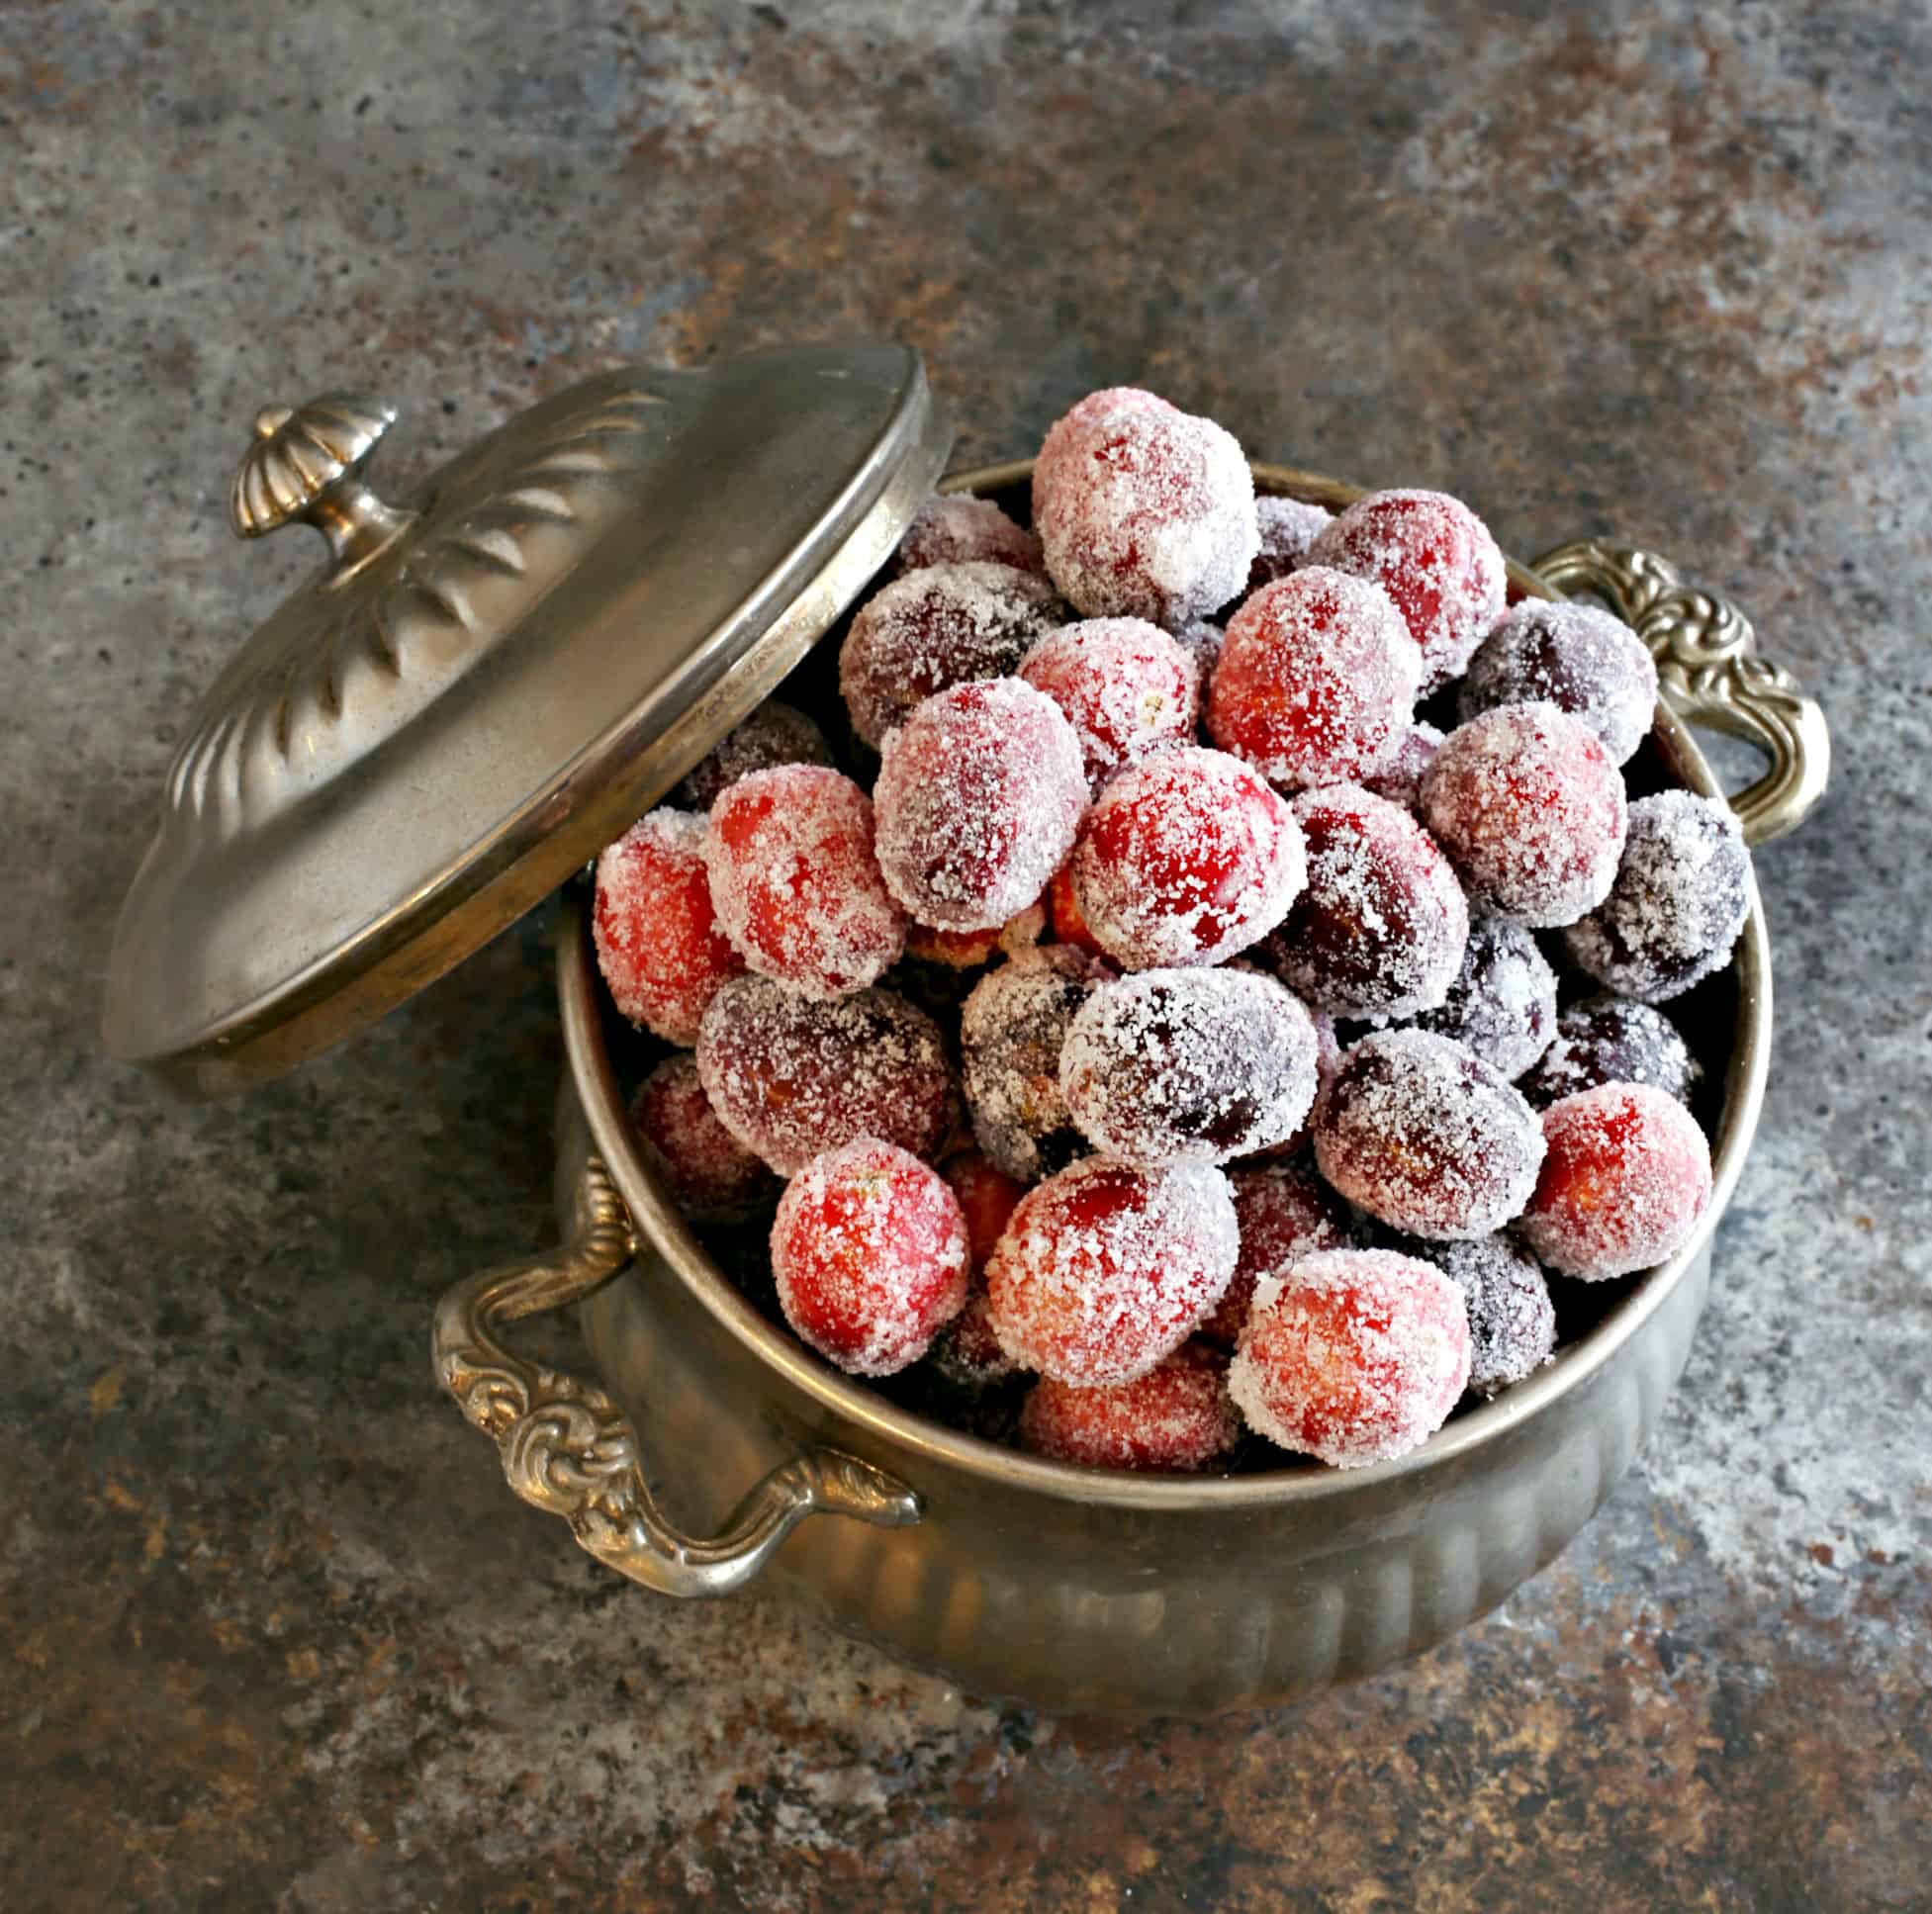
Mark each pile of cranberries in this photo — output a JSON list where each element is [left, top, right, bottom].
[[594, 388, 1746, 1476]]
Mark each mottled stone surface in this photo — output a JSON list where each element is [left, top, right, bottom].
[[4, 1, 1929, 1907]]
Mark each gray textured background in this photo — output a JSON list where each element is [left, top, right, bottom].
[[4, 2, 1928, 1908]]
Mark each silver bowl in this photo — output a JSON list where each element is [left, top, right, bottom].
[[434, 461, 1827, 1717]]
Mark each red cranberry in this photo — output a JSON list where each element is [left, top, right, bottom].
[[594, 808, 744, 1044], [1208, 567, 1422, 790], [1032, 387, 1258, 630], [1229, 1247, 1471, 1467], [1020, 1342, 1239, 1472], [1517, 1082, 1712, 1280], [771, 1138, 969, 1376], [1070, 745, 1305, 969]]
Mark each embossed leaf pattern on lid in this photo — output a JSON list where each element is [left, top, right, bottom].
[[170, 383, 667, 833]]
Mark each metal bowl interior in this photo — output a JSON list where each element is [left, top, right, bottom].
[[564, 459, 1771, 1514]]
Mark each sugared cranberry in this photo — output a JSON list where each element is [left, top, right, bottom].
[[705, 765, 905, 998], [925, 1154, 1027, 1388], [1412, 917, 1558, 1080], [960, 946, 1107, 1182], [1519, 995, 1702, 1112], [840, 560, 1063, 748], [771, 1138, 969, 1376], [1070, 745, 1305, 969], [944, 1150, 1025, 1265], [1257, 785, 1469, 1022], [1304, 489, 1507, 691], [1032, 388, 1258, 630], [1208, 568, 1422, 790], [696, 975, 955, 1175], [985, 1156, 1239, 1386], [1458, 599, 1659, 767], [1314, 1029, 1545, 1240], [873, 679, 1088, 932], [1199, 1159, 1353, 1348], [1059, 967, 1320, 1168], [1563, 791, 1750, 1002], [1357, 722, 1442, 811], [1018, 618, 1198, 789], [594, 808, 744, 1044], [674, 701, 832, 811], [1517, 1082, 1712, 1280], [1047, 858, 1108, 959], [1421, 702, 1628, 928], [1229, 1247, 1471, 1467], [1245, 494, 1334, 592], [893, 494, 1046, 579], [1384, 1231, 1556, 1398], [1020, 1342, 1239, 1471], [629, 1053, 779, 1226]]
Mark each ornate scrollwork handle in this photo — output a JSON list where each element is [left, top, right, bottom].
[[432, 1152, 921, 1597], [1532, 539, 1829, 847]]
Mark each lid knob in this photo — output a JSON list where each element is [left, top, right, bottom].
[[230, 392, 414, 575]]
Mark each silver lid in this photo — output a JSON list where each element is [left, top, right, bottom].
[[104, 343, 952, 1096]]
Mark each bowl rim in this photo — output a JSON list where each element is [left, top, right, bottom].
[[564, 457, 1771, 1512]]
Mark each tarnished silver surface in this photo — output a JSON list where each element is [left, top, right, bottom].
[[1533, 538, 1830, 846], [103, 346, 951, 1098], [437, 460, 1820, 1716]]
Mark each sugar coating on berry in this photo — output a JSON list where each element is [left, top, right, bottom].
[[1358, 722, 1443, 811], [1208, 567, 1423, 790], [1391, 1232, 1556, 1397], [1259, 784, 1469, 1022], [594, 808, 745, 1044], [1032, 388, 1259, 631], [1071, 745, 1305, 969], [1246, 494, 1335, 592], [1413, 917, 1557, 1079], [1018, 618, 1199, 789], [1520, 994, 1702, 1111], [1304, 489, 1507, 691], [1517, 1082, 1712, 1281], [675, 701, 832, 811], [1229, 1248, 1471, 1468], [1421, 702, 1628, 928], [986, 1156, 1240, 1386], [1200, 1159, 1353, 1348], [629, 1053, 779, 1227], [1047, 859, 1108, 959], [893, 494, 1046, 579], [696, 975, 956, 1175], [840, 560, 1064, 748], [1563, 790, 1750, 1002], [961, 946, 1107, 1181], [1060, 967, 1320, 1168], [704, 765, 905, 998], [1020, 1342, 1239, 1472], [873, 678, 1088, 931], [1315, 1028, 1545, 1240], [1458, 600, 1659, 767], [770, 1138, 969, 1377]]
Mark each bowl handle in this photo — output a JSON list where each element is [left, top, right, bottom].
[[1531, 538, 1829, 846], [431, 1149, 921, 1597]]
